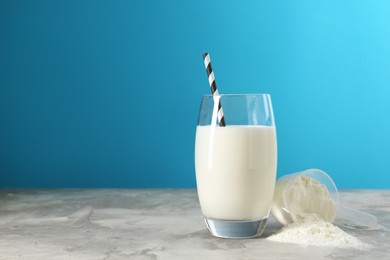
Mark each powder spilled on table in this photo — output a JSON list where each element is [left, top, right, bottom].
[[267, 221, 371, 249]]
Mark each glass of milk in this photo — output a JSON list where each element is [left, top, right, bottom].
[[195, 94, 277, 238]]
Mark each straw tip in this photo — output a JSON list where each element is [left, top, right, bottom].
[[202, 53, 209, 58]]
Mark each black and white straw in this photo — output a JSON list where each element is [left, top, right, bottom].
[[203, 53, 226, 127]]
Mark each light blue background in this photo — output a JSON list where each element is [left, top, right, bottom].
[[1, 0, 389, 188]]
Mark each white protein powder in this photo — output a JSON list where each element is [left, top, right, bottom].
[[271, 175, 337, 225], [268, 175, 371, 249], [267, 221, 370, 248], [286, 175, 337, 223]]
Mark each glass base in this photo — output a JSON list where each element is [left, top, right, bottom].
[[204, 217, 268, 238]]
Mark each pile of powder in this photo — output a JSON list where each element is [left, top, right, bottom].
[[268, 175, 371, 249], [267, 221, 370, 248]]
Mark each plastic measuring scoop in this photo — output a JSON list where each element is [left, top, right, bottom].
[[271, 169, 378, 228]]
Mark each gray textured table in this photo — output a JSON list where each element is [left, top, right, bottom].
[[0, 189, 389, 259]]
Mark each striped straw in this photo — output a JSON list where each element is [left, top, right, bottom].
[[202, 53, 226, 127]]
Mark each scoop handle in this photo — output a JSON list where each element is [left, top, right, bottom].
[[337, 204, 378, 228]]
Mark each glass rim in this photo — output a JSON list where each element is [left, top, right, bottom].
[[202, 93, 271, 97]]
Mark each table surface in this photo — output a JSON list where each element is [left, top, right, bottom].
[[0, 189, 389, 260]]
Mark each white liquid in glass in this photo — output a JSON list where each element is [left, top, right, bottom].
[[195, 125, 277, 221]]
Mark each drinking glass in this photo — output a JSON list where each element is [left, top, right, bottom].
[[195, 94, 277, 238]]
